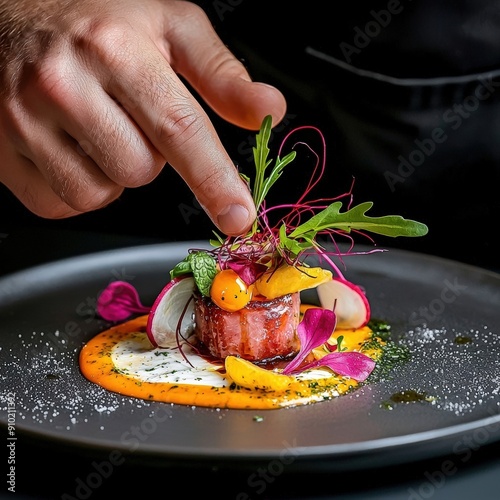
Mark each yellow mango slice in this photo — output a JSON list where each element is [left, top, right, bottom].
[[254, 264, 332, 299], [225, 355, 294, 392]]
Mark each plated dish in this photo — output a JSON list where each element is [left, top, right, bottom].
[[1, 242, 500, 471], [79, 116, 426, 411]]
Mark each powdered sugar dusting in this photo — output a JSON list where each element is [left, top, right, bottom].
[[384, 323, 500, 416], [0, 328, 151, 430]]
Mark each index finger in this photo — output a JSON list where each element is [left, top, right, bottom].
[[92, 29, 256, 236]]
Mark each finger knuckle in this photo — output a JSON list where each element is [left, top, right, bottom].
[[175, 1, 209, 26], [30, 56, 73, 106], [154, 106, 204, 152], [108, 154, 162, 188], [60, 182, 123, 213], [94, 138, 163, 188], [194, 166, 233, 209], [81, 111, 163, 188], [42, 156, 123, 213], [74, 18, 134, 72]]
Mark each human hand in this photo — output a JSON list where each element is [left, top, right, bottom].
[[0, 0, 286, 235]]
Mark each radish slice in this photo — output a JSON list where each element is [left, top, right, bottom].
[[316, 278, 370, 329], [146, 276, 196, 348]]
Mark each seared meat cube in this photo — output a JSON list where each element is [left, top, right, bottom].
[[194, 292, 301, 361]]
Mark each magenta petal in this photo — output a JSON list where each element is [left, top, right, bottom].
[[227, 261, 267, 285], [297, 351, 376, 382], [97, 281, 150, 321], [282, 308, 336, 375]]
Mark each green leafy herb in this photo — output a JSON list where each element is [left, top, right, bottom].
[[170, 251, 217, 297], [251, 115, 296, 233], [170, 256, 192, 279], [190, 252, 217, 296], [288, 201, 428, 239], [279, 201, 428, 260], [336, 335, 347, 352]]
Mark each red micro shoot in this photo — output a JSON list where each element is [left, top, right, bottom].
[[212, 122, 380, 285]]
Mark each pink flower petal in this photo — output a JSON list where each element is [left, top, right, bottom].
[[227, 261, 267, 285], [297, 351, 376, 382], [282, 308, 336, 375], [97, 281, 150, 321]]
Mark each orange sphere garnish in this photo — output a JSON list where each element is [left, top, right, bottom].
[[210, 269, 252, 312]]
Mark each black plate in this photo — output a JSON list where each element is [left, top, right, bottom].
[[1, 241, 500, 472]]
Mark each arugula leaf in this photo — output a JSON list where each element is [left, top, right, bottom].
[[288, 201, 429, 240], [251, 115, 296, 226], [251, 114, 272, 213], [279, 224, 315, 259]]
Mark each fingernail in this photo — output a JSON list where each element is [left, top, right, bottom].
[[217, 204, 251, 236]]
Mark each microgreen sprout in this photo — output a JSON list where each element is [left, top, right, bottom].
[[336, 335, 347, 352]]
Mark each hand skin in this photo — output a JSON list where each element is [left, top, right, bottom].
[[0, 0, 286, 236]]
